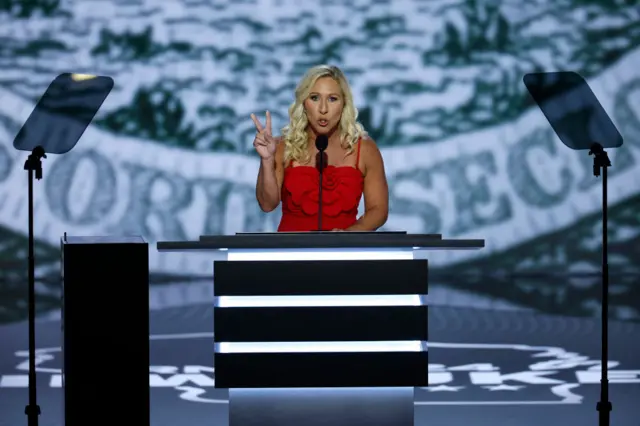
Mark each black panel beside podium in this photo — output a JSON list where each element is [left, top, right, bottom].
[[158, 232, 484, 426], [61, 236, 150, 426]]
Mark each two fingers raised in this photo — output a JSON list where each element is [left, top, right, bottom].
[[251, 111, 272, 135]]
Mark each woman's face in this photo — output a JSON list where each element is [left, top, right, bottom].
[[304, 76, 344, 136]]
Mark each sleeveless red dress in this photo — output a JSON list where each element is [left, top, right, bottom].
[[278, 139, 364, 232]]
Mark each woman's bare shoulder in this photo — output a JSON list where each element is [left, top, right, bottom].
[[359, 134, 381, 153]]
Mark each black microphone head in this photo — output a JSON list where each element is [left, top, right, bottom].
[[315, 135, 329, 152]]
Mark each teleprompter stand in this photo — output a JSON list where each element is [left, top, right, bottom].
[[12, 73, 114, 426], [589, 142, 613, 425], [23, 146, 46, 426], [524, 71, 624, 426]]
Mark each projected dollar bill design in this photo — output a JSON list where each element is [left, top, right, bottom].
[[0, 0, 639, 320]]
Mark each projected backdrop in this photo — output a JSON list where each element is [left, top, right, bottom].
[[0, 1, 638, 277]]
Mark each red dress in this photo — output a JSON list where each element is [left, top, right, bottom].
[[278, 139, 364, 232]]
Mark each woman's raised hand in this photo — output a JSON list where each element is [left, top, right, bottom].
[[251, 111, 278, 160]]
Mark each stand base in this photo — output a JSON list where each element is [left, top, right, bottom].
[[229, 387, 414, 426]]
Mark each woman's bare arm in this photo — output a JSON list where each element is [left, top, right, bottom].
[[346, 138, 389, 231], [256, 138, 284, 212]]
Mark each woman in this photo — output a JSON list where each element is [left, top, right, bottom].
[[253, 65, 389, 232]]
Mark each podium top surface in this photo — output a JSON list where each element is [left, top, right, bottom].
[[157, 232, 484, 252]]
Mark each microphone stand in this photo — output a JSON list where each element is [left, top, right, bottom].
[[589, 142, 612, 426], [24, 146, 46, 426], [317, 151, 325, 231]]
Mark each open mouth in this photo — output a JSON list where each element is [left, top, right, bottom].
[[318, 119, 329, 127]]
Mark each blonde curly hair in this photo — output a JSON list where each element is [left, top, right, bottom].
[[281, 65, 367, 165]]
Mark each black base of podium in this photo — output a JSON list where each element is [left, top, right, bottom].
[[229, 387, 414, 426], [61, 236, 150, 426]]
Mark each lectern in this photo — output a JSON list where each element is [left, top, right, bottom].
[[157, 232, 484, 426]]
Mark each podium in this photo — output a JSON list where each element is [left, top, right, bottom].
[[157, 232, 484, 426]]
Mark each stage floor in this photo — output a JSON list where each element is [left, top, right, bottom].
[[0, 304, 638, 426]]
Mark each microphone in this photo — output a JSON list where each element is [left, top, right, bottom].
[[315, 135, 329, 231], [315, 134, 329, 152]]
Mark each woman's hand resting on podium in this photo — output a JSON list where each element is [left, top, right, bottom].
[[251, 111, 278, 160]]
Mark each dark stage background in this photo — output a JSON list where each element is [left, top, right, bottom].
[[0, 0, 639, 425]]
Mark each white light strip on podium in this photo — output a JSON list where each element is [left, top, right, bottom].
[[216, 341, 424, 353], [215, 295, 424, 307], [226, 248, 414, 261]]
